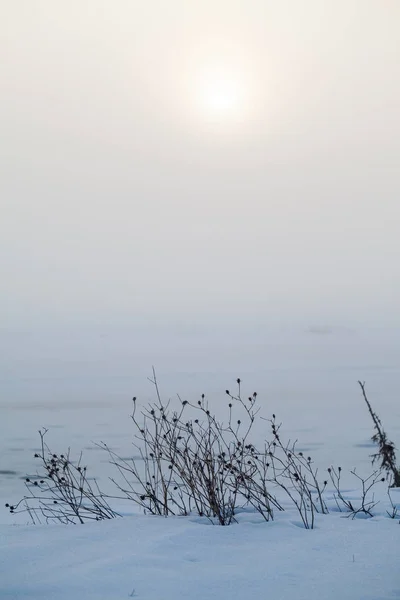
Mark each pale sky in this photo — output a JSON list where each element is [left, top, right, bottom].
[[1, 0, 400, 348]]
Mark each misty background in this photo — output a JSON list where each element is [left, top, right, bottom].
[[1, 1, 399, 396]]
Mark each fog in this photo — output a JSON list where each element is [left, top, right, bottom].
[[1, 1, 400, 381]]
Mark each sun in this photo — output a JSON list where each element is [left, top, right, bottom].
[[191, 65, 249, 124], [201, 76, 243, 118]]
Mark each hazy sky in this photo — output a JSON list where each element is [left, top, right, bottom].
[[2, 0, 400, 341]]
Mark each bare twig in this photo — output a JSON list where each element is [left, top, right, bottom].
[[358, 381, 400, 487]]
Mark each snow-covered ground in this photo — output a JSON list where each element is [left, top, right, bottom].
[[1, 335, 400, 600], [1, 495, 399, 600]]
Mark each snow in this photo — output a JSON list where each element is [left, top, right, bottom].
[[1, 362, 399, 599], [1, 495, 399, 600]]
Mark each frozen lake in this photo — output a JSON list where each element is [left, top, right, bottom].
[[1, 325, 400, 522]]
